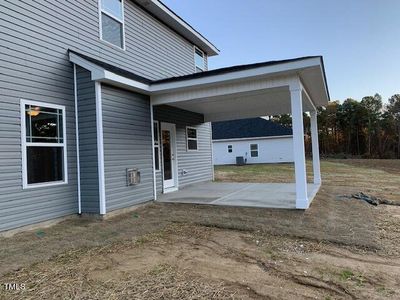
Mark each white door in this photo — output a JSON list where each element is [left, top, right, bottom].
[[161, 122, 177, 191]]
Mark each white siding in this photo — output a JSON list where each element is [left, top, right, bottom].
[[213, 137, 294, 165]]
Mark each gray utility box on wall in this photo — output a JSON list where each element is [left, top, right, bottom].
[[127, 168, 140, 186]]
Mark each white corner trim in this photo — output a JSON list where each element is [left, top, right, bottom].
[[95, 82, 106, 215], [150, 102, 157, 200], [20, 99, 68, 189], [209, 122, 215, 181], [73, 64, 82, 214], [194, 46, 205, 72]]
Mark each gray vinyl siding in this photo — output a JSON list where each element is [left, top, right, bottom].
[[156, 171, 163, 195], [0, 73, 78, 231], [76, 66, 100, 214], [0, 0, 197, 81], [154, 105, 213, 190], [176, 122, 213, 187], [101, 85, 154, 211], [0, 0, 199, 230]]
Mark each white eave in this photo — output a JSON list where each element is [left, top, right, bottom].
[[133, 0, 219, 56], [69, 52, 330, 118]]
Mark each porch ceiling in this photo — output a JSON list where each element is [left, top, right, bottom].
[[159, 86, 315, 122], [150, 57, 329, 122], [69, 52, 329, 122]]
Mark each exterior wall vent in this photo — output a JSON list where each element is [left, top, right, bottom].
[[127, 168, 140, 186]]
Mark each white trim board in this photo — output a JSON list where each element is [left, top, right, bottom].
[[95, 82, 107, 215], [69, 53, 328, 109], [73, 64, 82, 214], [150, 103, 157, 200]]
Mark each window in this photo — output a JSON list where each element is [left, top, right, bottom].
[[250, 144, 258, 157], [194, 47, 206, 72], [153, 121, 160, 171], [186, 127, 198, 151], [228, 145, 233, 153], [21, 100, 67, 188], [100, 0, 125, 48]]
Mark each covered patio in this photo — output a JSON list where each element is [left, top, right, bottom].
[[158, 181, 320, 209], [151, 56, 329, 209], [70, 52, 329, 210]]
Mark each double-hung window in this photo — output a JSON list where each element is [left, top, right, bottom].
[[21, 100, 67, 188], [194, 47, 206, 72], [250, 144, 259, 157], [100, 0, 125, 49], [186, 127, 198, 151], [228, 145, 233, 153], [153, 121, 160, 171]]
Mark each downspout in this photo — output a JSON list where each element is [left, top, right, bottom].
[[73, 64, 82, 214]]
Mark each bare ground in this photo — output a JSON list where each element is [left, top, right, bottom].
[[0, 159, 400, 299]]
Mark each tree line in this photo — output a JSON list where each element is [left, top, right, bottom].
[[272, 94, 400, 159]]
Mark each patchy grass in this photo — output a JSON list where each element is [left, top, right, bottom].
[[1, 159, 400, 299], [339, 270, 355, 281]]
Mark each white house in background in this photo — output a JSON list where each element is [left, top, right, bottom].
[[212, 118, 294, 165]]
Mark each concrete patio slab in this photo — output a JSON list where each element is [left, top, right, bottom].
[[157, 182, 320, 209]]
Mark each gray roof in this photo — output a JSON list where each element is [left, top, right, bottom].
[[212, 118, 292, 140]]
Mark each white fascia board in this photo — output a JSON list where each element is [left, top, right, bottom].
[[212, 135, 293, 143], [69, 52, 152, 94], [101, 71, 151, 94], [150, 57, 322, 93], [69, 52, 106, 80], [136, 0, 219, 56], [70, 53, 325, 107]]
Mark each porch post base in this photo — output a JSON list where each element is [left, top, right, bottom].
[[296, 198, 310, 209]]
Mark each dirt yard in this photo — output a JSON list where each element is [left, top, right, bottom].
[[0, 159, 400, 299]]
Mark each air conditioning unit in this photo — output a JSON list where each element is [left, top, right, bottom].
[[126, 168, 140, 186], [236, 156, 245, 166]]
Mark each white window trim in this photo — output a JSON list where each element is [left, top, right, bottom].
[[20, 99, 68, 189], [153, 120, 161, 172], [186, 126, 198, 151], [250, 143, 259, 158], [98, 0, 126, 50], [194, 46, 206, 72], [227, 144, 233, 153]]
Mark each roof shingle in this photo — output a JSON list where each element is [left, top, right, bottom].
[[212, 118, 292, 140]]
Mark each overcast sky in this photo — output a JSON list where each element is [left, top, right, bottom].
[[162, 0, 400, 103]]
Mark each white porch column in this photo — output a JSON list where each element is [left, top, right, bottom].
[[310, 110, 321, 185], [290, 86, 309, 209]]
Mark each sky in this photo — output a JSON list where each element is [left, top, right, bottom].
[[162, 0, 400, 103]]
